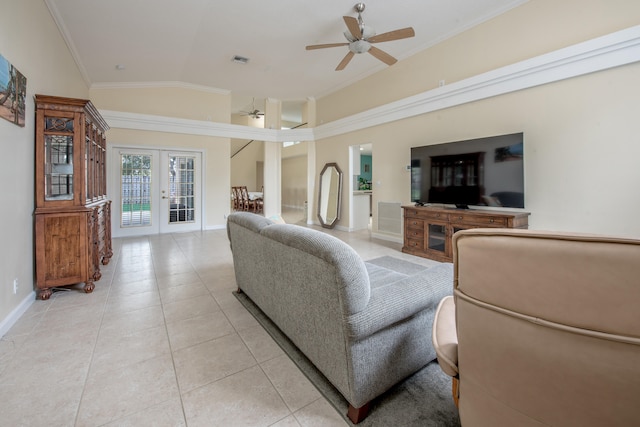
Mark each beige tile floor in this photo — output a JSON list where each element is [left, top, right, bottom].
[[0, 209, 437, 426]]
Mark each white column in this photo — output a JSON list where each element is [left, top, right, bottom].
[[303, 97, 317, 224], [306, 141, 316, 224], [263, 98, 282, 218]]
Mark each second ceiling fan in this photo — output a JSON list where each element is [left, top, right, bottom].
[[306, 3, 415, 71]]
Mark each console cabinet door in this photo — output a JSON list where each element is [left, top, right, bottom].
[[424, 221, 450, 261], [35, 212, 89, 298]]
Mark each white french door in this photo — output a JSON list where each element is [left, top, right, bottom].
[[112, 148, 202, 237]]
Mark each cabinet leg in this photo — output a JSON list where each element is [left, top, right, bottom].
[[38, 288, 52, 300], [84, 282, 95, 293]]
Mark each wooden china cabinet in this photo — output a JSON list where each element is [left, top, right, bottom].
[[34, 95, 112, 300]]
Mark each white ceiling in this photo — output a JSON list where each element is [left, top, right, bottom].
[[45, 0, 526, 122]]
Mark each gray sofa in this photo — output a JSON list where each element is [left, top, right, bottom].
[[227, 212, 453, 423]]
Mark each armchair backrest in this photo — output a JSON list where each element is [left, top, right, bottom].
[[452, 228, 640, 427]]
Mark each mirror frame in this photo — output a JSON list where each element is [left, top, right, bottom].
[[317, 162, 343, 229]]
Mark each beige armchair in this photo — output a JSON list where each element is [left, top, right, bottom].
[[432, 228, 640, 427]]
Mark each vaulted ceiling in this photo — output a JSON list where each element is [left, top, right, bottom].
[[45, 0, 526, 121]]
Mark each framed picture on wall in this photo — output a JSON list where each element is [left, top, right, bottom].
[[0, 53, 27, 127]]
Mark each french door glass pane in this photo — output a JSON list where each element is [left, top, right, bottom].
[[168, 156, 195, 223], [121, 154, 152, 227]]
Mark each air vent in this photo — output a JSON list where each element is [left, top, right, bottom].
[[232, 55, 250, 64], [378, 202, 402, 235]]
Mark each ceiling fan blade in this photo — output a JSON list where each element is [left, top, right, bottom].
[[368, 46, 397, 66], [343, 16, 362, 40], [368, 27, 415, 43], [336, 51, 355, 71], [306, 43, 349, 50]]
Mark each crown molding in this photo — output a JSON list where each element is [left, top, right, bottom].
[[101, 110, 314, 142], [102, 110, 275, 140], [99, 25, 640, 143], [44, 0, 92, 87], [313, 24, 640, 140]]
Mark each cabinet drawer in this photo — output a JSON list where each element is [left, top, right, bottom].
[[404, 209, 422, 218], [405, 208, 447, 221], [405, 239, 424, 250], [422, 210, 447, 221], [450, 213, 508, 227], [406, 219, 424, 230], [405, 227, 424, 239]]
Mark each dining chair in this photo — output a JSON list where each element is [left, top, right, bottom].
[[240, 186, 257, 212]]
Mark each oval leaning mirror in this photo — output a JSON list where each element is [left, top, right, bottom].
[[317, 162, 343, 229]]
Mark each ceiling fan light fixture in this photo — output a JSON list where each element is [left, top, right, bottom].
[[305, 3, 414, 70], [344, 25, 375, 42], [350, 40, 371, 54], [361, 25, 376, 39], [343, 31, 357, 43]]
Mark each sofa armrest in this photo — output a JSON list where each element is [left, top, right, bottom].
[[432, 296, 459, 377], [346, 263, 453, 339]]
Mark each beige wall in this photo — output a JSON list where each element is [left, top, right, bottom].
[[230, 113, 265, 194], [0, 0, 89, 327], [313, 0, 640, 238], [232, 140, 310, 211], [104, 128, 230, 227], [232, 142, 309, 211], [316, 0, 640, 124], [282, 142, 308, 210], [231, 139, 264, 191], [90, 86, 230, 122], [90, 87, 232, 229], [282, 155, 307, 209]]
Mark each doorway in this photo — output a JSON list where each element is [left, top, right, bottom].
[[350, 143, 373, 231], [112, 148, 203, 237]]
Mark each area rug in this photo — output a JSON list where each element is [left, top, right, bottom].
[[234, 270, 461, 426], [365, 255, 432, 275]]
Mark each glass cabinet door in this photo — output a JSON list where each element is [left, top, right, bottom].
[[427, 223, 447, 254], [44, 116, 75, 201]]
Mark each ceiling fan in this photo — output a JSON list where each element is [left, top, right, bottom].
[[306, 3, 415, 71], [240, 98, 265, 119]]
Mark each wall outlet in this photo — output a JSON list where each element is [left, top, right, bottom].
[[438, 79, 445, 87], [13, 278, 18, 294]]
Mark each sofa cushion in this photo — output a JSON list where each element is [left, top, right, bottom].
[[347, 263, 454, 338], [226, 211, 273, 244], [260, 223, 371, 315]]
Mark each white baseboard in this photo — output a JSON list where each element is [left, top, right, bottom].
[[204, 224, 226, 231], [0, 292, 35, 339], [371, 231, 403, 244]]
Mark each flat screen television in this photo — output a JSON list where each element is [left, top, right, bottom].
[[411, 133, 524, 209]]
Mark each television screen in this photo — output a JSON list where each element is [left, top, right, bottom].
[[411, 133, 524, 209]]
